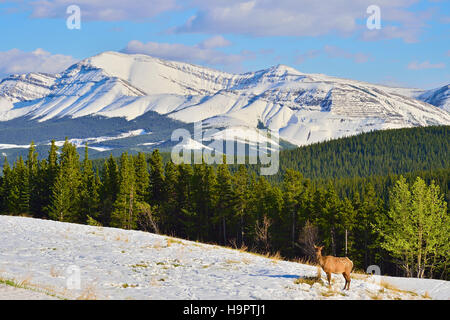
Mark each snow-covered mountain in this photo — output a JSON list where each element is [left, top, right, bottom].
[[416, 85, 450, 113], [0, 51, 449, 154]]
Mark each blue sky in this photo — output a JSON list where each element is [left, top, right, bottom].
[[0, 0, 448, 89]]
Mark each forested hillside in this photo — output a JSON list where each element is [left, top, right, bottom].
[[275, 125, 450, 180]]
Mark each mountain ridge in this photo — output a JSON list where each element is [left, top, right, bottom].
[[0, 51, 449, 153]]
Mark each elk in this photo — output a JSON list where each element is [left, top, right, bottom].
[[314, 245, 353, 290]]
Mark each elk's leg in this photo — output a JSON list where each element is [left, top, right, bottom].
[[326, 272, 331, 288], [342, 274, 347, 290], [343, 273, 351, 290]]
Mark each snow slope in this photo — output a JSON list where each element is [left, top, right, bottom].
[[416, 85, 450, 113], [0, 216, 448, 300], [0, 51, 449, 149]]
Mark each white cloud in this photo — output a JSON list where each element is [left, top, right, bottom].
[[122, 37, 247, 70], [175, 0, 429, 42], [198, 35, 231, 49], [294, 49, 320, 64], [324, 45, 371, 63], [29, 0, 177, 21], [407, 60, 446, 70], [0, 48, 76, 77], [294, 46, 371, 65]]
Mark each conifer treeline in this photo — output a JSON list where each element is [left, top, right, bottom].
[[0, 138, 448, 279]]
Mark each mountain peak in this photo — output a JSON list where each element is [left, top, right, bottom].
[[273, 64, 301, 74]]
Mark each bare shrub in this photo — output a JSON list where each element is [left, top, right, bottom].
[[137, 202, 160, 234], [255, 215, 272, 252], [297, 220, 319, 259]]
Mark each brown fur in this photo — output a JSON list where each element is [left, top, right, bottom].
[[314, 245, 353, 290]]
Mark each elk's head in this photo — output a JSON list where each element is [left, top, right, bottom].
[[313, 245, 324, 256]]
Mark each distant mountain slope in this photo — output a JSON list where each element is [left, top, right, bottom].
[[269, 125, 450, 180], [416, 84, 450, 112], [0, 51, 449, 156]]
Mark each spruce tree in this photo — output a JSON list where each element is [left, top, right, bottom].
[[134, 152, 149, 203], [111, 153, 137, 229], [14, 156, 30, 214], [43, 140, 59, 217], [214, 160, 235, 245], [80, 145, 100, 223], [49, 139, 81, 222], [1, 157, 16, 214], [99, 154, 119, 226], [233, 165, 249, 247], [148, 149, 165, 205], [26, 141, 39, 216], [162, 160, 179, 234]]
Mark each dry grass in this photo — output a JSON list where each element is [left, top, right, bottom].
[[76, 285, 98, 300], [166, 238, 183, 247], [49, 266, 62, 278], [294, 275, 323, 286], [225, 259, 240, 265], [379, 280, 419, 297], [130, 262, 149, 269], [0, 274, 64, 299], [421, 291, 431, 299], [114, 234, 129, 242], [17, 274, 32, 287], [351, 273, 370, 280], [228, 239, 249, 253], [295, 268, 324, 286], [241, 257, 252, 264], [149, 277, 165, 287], [368, 291, 383, 300], [266, 251, 282, 262], [293, 256, 318, 267]]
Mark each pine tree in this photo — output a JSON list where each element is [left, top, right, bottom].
[[175, 163, 194, 238], [1, 157, 16, 214], [99, 154, 119, 226], [282, 169, 305, 248], [134, 152, 149, 203], [111, 153, 136, 229], [49, 139, 81, 222], [14, 156, 30, 214], [320, 183, 341, 256], [214, 160, 235, 245], [148, 149, 165, 205], [79, 145, 100, 223], [339, 197, 356, 256], [162, 160, 179, 234], [26, 141, 39, 216], [42, 140, 59, 217], [355, 183, 383, 268], [233, 165, 249, 247]]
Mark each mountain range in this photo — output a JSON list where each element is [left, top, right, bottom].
[[0, 51, 449, 159]]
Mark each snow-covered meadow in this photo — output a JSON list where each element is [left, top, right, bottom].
[[0, 215, 448, 300]]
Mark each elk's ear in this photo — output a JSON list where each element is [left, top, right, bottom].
[[313, 245, 317, 249], [319, 246, 324, 250]]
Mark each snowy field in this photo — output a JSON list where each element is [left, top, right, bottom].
[[0, 215, 448, 300]]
